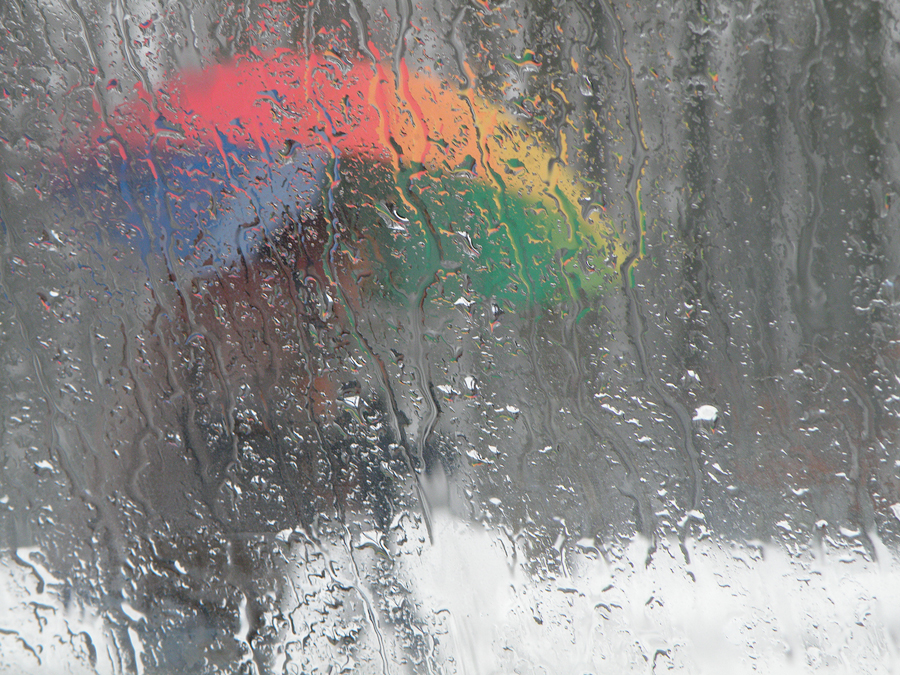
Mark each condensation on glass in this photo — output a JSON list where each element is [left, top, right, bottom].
[[1, 0, 899, 672]]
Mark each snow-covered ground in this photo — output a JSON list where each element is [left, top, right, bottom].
[[4, 516, 900, 674]]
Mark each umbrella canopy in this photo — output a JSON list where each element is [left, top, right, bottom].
[[73, 50, 629, 309]]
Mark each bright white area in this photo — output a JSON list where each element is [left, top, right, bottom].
[[401, 513, 900, 674], [3, 523, 900, 673], [692, 405, 720, 423]]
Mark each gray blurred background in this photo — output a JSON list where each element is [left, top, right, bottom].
[[2, 0, 900, 672]]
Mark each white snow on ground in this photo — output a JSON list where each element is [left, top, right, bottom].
[[401, 513, 900, 674], [3, 522, 900, 673]]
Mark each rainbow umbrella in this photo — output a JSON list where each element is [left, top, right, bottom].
[[78, 50, 629, 312]]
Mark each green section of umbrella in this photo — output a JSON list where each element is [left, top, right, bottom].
[[331, 160, 623, 311]]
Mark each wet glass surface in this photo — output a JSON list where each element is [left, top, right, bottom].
[[2, 0, 900, 672]]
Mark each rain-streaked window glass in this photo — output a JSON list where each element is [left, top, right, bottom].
[[2, 0, 899, 672]]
